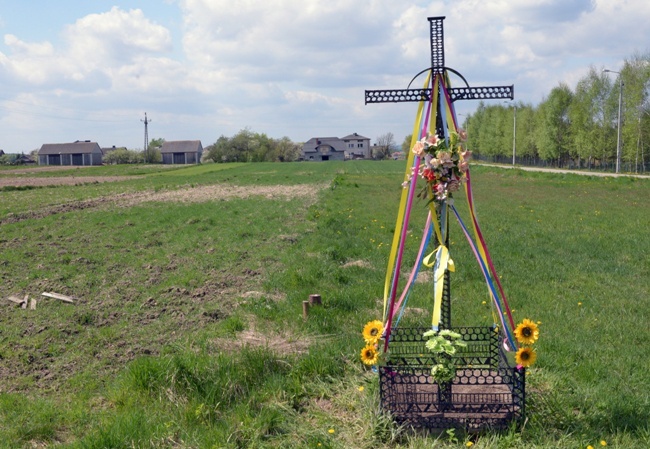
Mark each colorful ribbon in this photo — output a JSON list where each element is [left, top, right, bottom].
[[381, 69, 518, 352]]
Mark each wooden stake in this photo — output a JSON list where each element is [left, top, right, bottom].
[[309, 294, 322, 306], [42, 292, 74, 303], [7, 296, 24, 306], [302, 301, 310, 320], [30, 298, 37, 310]]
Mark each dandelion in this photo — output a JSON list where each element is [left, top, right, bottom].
[[600, 441, 607, 446], [466, 442, 474, 447], [578, 302, 583, 306], [328, 428, 335, 434], [587, 446, 594, 449], [358, 386, 364, 392]]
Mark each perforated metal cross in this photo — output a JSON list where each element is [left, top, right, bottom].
[[365, 16, 513, 105]]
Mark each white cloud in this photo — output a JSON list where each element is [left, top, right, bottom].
[[63, 7, 172, 66], [0, 0, 648, 152]]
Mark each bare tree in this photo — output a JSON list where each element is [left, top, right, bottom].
[[373, 132, 396, 159]]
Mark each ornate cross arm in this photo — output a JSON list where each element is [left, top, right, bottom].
[[365, 85, 514, 104]]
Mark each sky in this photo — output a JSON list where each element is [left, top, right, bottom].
[[0, 0, 648, 153]]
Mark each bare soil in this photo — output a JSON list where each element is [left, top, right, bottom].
[[1, 183, 324, 225], [0, 176, 138, 187], [0, 180, 325, 393], [1, 165, 95, 175]]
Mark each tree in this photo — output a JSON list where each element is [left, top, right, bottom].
[[516, 104, 539, 158], [203, 129, 302, 163], [620, 53, 650, 167], [401, 134, 413, 154], [104, 148, 144, 164], [143, 137, 164, 163], [568, 67, 610, 167], [204, 135, 233, 162], [273, 136, 302, 162], [536, 83, 574, 163], [373, 132, 396, 159]]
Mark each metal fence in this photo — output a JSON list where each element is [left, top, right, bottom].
[[474, 154, 649, 174]]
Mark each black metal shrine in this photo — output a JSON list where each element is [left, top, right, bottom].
[[366, 16, 524, 431]]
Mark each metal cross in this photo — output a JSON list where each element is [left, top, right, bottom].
[[365, 16, 513, 106]]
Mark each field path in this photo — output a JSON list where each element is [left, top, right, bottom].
[[480, 163, 649, 178]]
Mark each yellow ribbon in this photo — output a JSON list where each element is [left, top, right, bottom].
[[382, 71, 433, 320], [430, 244, 455, 327]]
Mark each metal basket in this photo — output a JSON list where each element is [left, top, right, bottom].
[[379, 326, 525, 430]]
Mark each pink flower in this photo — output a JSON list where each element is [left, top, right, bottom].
[[412, 141, 425, 156], [437, 151, 454, 168], [435, 183, 447, 200], [447, 180, 460, 192], [461, 150, 472, 161], [430, 157, 441, 169], [458, 160, 469, 173], [425, 133, 440, 146], [458, 129, 468, 141]]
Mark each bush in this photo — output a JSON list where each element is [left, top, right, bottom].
[[103, 148, 144, 164]]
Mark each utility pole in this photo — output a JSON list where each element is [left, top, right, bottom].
[[504, 101, 516, 165], [512, 104, 517, 165], [141, 112, 151, 163]]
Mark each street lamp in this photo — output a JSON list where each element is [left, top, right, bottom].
[[638, 108, 649, 174], [504, 101, 516, 165], [603, 69, 623, 173], [458, 113, 468, 134]]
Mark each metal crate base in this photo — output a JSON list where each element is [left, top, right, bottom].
[[380, 327, 525, 431]]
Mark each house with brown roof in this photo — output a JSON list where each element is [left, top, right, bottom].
[[160, 140, 203, 164], [301, 133, 371, 161], [38, 141, 103, 166]]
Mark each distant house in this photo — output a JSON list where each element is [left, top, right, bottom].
[[301, 133, 371, 161], [15, 154, 36, 164], [38, 141, 103, 166], [160, 140, 203, 164], [341, 133, 371, 159], [302, 137, 346, 161]]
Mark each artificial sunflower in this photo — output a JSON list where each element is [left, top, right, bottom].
[[514, 318, 539, 345], [360, 345, 379, 365], [362, 320, 384, 344], [515, 346, 537, 368]]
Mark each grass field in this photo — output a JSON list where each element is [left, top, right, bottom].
[[0, 161, 648, 448]]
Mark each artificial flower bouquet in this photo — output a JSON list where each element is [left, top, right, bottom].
[[405, 130, 471, 204]]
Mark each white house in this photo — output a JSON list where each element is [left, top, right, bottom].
[[301, 133, 371, 161], [341, 133, 371, 159]]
